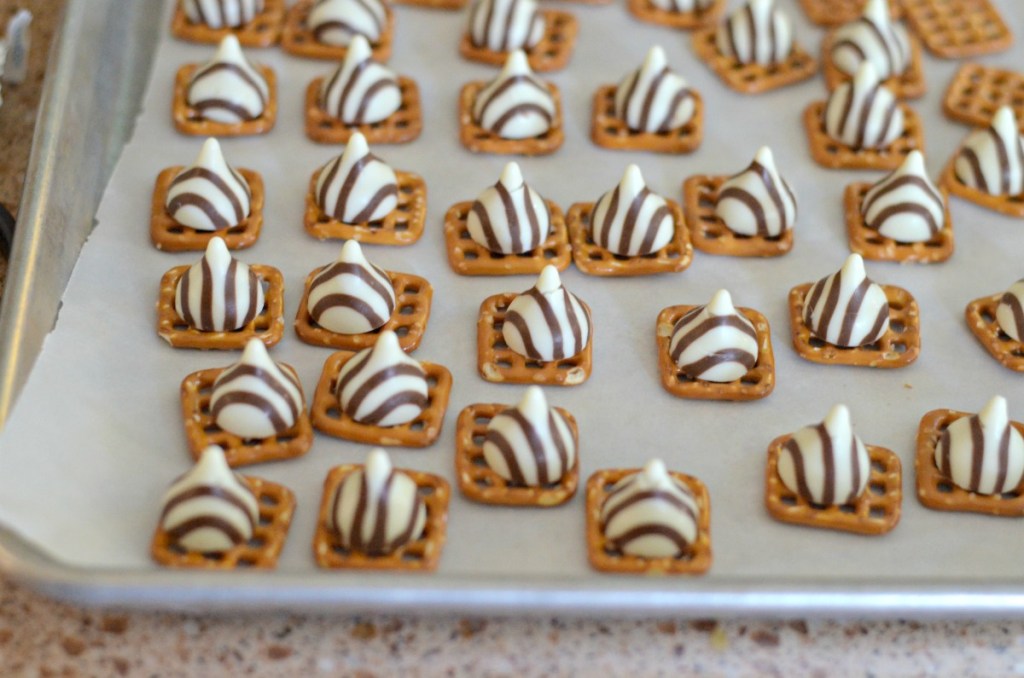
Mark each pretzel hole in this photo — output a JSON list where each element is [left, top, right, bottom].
[[497, 359, 512, 368], [740, 372, 762, 385], [937, 481, 954, 493], [891, 342, 907, 354], [809, 337, 826, 348], [838, 504, 855, 514], [780, 494, 796, 506], [471, 447, 486, 460], [869, 507, 886, 519], [890, 320, 906, 333], [248, 537, 265, 548], [417, 485, 435, 497], [869, 483, 885, 496]]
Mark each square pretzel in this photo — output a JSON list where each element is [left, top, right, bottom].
[[916, 409, 1024, 516], [151, 475, 295, 569], [765, 435, 902, 535], [655, 304, 775, 401], [305, 76, 422, 145], [459, 81, 564, 156], [454, 403, 579, 506], [787, 282, 920, 368], [902, 0, 1012, 59], [585, 468, 712, 575], [940, 156, 1024, 217], [281, 0, 394, 61], [443, 199, 571, 276], [179, 367, 313, 467], [303, 170, 426, 244], [565, 201, 693, 277], [943, 64, 1024, 131], [170, 0, 285, 47], [156, 264, 285, 350], [965, 292, 1024, 373], [798, 0, 902, 27], [681, 175, 794, 257], [844, 182, 954, 263], [627, 0, 723, 30], [151, 166, 263, 252], [691, 26, 818, 94], [477, 293, 593, 386], [313, 464, 449, 570], [310, 351, 452, 447], [294, 268, 432, 352], [804, 101, 924, 170], [459, 10, 578, 73], [822, 30, 926, 99], [590, 85, 704, 154], [172, 64, 277, 137]]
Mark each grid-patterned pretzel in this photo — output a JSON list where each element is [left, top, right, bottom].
[[585, 468, 712, 575], [303, 170, 426, 244], [822, 30, 926, 99], [151, 166, 264, 252], [156, 264, 285, 350], [916, 409, 1024, 516], [443, 199, 572, 276], [454, 403, 579, 506], [294, 268, 432, 352], [565, 201, 693, 277], [939, 155, 1024, 217], [765, 435, 902, 535], [655, 305, 775, 401], [477, 293, 593, 386], [313, 464, 450, 571], [798, 0, 902, 27], [627, 0, 723, 30], [590, 85, 704, 154], [304, 77, 422, 145], [179, 367, 314, 467], [281, 0, 394, 61], [172, 64, 277, 137], [459, 82, 564, 156], [170, 0, 285, 47], [310, 351, 452, 447], [151, 475, 295, 569], [804, 101, 925, 170], [681, 175, 794, 257], [901, 0, 1012, 59], [943, 64, 1024, 131], [691, 26, 818, 94], [787, 282, 921, 368], [964, 292, 1024, 373], [843, 182, 954, 264], [458, 10, 578, 73]]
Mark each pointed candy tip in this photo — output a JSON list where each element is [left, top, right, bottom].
[[535, 265, 562, 293], [642, 458, 669, 482], [707, 289, 736, 316], [499, 161, 525, 188]]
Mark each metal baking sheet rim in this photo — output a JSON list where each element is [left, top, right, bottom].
[[2, 0, 1024, 618]]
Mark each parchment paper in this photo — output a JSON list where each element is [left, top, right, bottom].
[[1, 0, 1023, 587]]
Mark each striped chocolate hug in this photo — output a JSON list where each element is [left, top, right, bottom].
[[335, 330, 429, 426], [166, 138, 252, 232], [187, 35, 269, 123], [482, 387, 576, 486], [211, 339, 305, 440], [175, 237, 265, 332], [319, 35, 401, 125]]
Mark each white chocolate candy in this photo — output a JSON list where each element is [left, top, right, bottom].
[[319, 35, 401, 125], [166, 138, 251, 232], [160, 445, 259, 553], [650, 0, 715, 12], [467, 0, 544, 52], [174, 237, 265, 332], [186, 35, 269, 124], [669, 290, 758, 383], [714, 146, 797, 238], [308, 0, 387, 46], [467, 162, 551, 254], [824, 62, 903, 150], [590, 165, 674, 257], [614, 46, 696, 134], [600, 459, 700, 559], [830, 0, 910, 80], [715, 0, 793, 66], [314, 132, 398, 224], [996, 279, 1024, 342], [472, 50, 556, 140], [802, 253, 889, 348], [184, 0, 264, 28], [935, 396, 1024, 495], [482, 387, 577, 486], [861, 150, 944, 242], [327, 448, 427, 556], [211, 339, 305, 439], [307, 240, 396, 335], [335, 330, 428, 427], [777, 404, 871, 506], [954, 106, 1024, 196], [502, 266, 591, 362]]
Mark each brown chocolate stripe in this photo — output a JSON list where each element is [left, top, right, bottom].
[[1000, 289, 1024, 340], [212, 363, 302, 425], [679, 348, 756, 379], [670, 312, 756, 363], [610, 523, 691, 556], [168, 166, 247, 228], [340, 362, 428, 424], [602, 488, 697, 530]]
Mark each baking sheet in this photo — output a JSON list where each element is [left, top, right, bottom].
[[1, 0, 1024, 610]]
